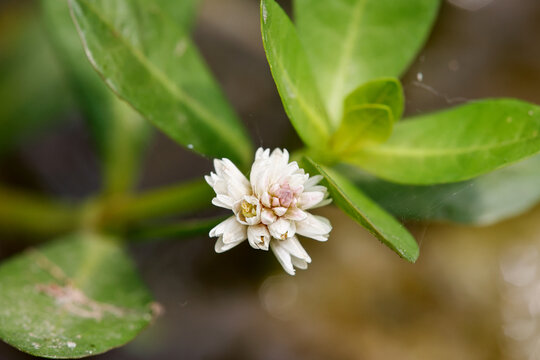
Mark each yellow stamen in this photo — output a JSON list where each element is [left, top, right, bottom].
[[241, 200, 257, 218]]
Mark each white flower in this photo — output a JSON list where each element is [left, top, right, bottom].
[[205, 148, 332, 275]]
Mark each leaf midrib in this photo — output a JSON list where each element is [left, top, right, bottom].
[[356, 132, 540, 158], [327, 0, 367, 122], [72, 0, 248, 159]]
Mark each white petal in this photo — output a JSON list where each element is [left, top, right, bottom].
[[304, 175, 323, 190], [215, 236, 245, 253], [270, 240, 295, 275], [209, 216, 247, 244], [296, 214, 332, 241], [261, 208, 277, 225], [204, 174, 214, 187], [255, 147, 270, 160], [250, 159, 271, 197], [209, 216, 237, 237], [212, 194, 234, 209], [268, 218, 296, 240], [261, 192, 272, 208], [223, 221, 248, 244], [247, 224, 271, 250], [298, 191, 325, 210], [213, 159, 251, 202], [273, 207, 288, 217], [284, 207, 308, 221], [309, 197, 332, 209], [305, 185, 327, 193], [280, 236, 311, 263], [291, 257, 308, 270], [287, 173, 309, 189], [270, 237, 311, 275]]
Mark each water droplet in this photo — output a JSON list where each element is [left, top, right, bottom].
[[187, 144, 194, 149], [416, 72, 423, 82], [67, 341, 77, 349]]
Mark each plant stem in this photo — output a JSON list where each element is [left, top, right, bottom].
[[100, 179, 214, 227], [127, 216, 225, 243], [0, 179, 215, 239], [0, 186, 80, 237]]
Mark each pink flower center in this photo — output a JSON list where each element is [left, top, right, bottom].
[[276, 185, 294, 208]]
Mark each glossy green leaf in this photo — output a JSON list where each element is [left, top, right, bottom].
[[0, 6, 72, 155], [69, 0, 252, 168], [304, 158, 419, 262], [330, 104, 393, 154], [43, 0, 151, 194], [0, 233, 154, 358], [347, 99, 540, 185], [261, 0, 332, 148], [295, 0, 440, 122], [341, 153, 540, 225], [344, 78, 404, 121]]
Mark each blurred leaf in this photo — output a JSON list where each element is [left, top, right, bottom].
[[0, 5, 72, 155], [304, 158, 419, 263], [0, 233, 154, 358], [347, 99, 540, 185], [42, 0, 151, 194], [294, 0, 440, 122], [261, 0, 332, 148], [69, 0, 253, 169], [330, 104, 393, 154], [341, 153, 540, 225], [344, 78, 404, 121]]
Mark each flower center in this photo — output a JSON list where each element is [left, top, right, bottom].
[[241, 200, 257, 218]]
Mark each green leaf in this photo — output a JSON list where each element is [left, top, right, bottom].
[[341, 153, 540, 225], [304, 158, 419, 263], [295, 0, 440, 122], [0, 5, 72, 155], [0, 233, 154, 358], [261, 0, 332, 148], [347, 99, 540, 185], [69, 0, 253, 169], [43, 0, 152, 194], [344, 77, 404, 121], [330, 104, 393, 154]]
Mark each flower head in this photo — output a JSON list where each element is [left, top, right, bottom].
[[205, 148, 332, 275]]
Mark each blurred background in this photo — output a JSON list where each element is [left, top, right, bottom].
[[2, 0, 540, 358]]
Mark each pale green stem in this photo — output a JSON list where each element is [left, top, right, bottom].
[[99, 179, 214, 228], [0, 179, 215, 240], [128, 216, 225, 243], [0, 186, 80, 237]]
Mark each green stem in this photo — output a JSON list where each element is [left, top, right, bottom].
[[128, 216, 225, 243], [0, 186, 80, 237], [100, 179, 214, 227], [0, 179, 215, 239]]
